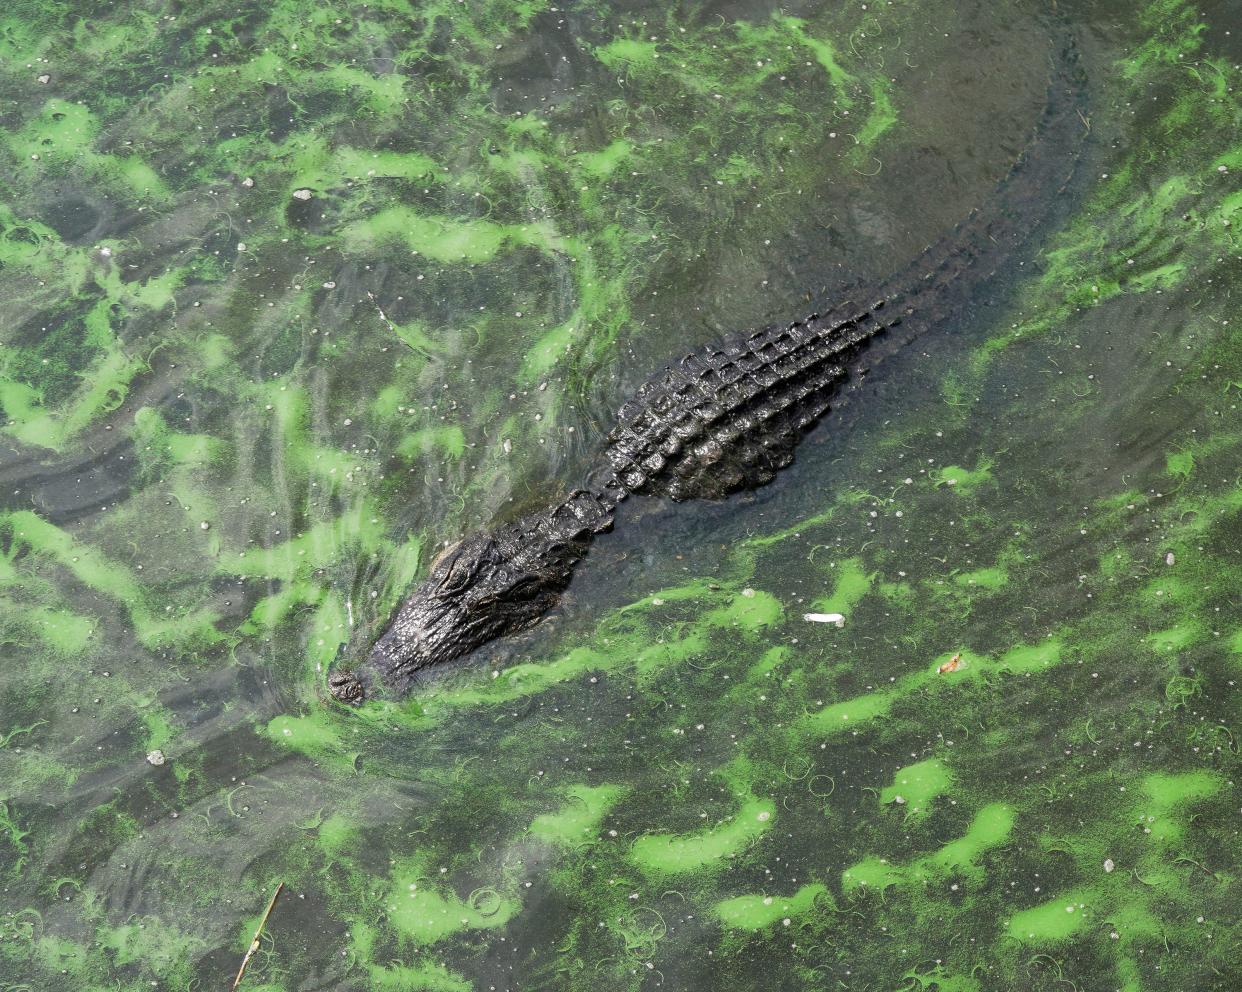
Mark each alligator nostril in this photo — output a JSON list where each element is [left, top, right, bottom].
[[327, 670, 365, 704]]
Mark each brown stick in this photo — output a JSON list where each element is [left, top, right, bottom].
[[230, 881, 283, 992]]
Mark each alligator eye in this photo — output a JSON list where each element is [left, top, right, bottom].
[[438, 550, 479, 594]]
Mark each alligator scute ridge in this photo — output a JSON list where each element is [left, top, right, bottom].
[[329, 27, 1089, 703]]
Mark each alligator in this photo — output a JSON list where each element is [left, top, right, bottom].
[[328, 26, 1088, 704]]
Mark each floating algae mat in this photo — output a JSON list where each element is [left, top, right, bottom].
[[1, 0, 1240, 989]]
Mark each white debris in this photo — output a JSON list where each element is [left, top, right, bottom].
[[237, 242, 247, 252], [293, 188, 313, 200], [146, 750, 166, 766], [893, 795, 906, 805], [37, 74, 50, 84], [1103, 858, 1115, 873], [1165, 552, 1175, 566], [241, 177, 255, 188], [803, 612, 845, 627], [741, 588, 756, 598]]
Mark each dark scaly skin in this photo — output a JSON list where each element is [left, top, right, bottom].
[[328, 28, 1088, 704]]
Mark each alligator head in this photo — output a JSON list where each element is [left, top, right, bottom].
[[328, 520, 593, 703]]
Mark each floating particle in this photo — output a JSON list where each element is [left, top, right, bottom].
[[938, 653, 962, 674], [1103, 858, 1115, 873], [1165, 552, 1175, 566], [293, 188, 313, 200], [146, 750, 166, 766], [803, 612, 845, 627]]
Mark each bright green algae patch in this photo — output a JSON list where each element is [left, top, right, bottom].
[[715, 882, 831, 930], [631, 797, 775, 876], [386, 869, 520, 947], [529, 784, 626, 847], [3, 0, 1242, 990], [880, 758, 954, 816]]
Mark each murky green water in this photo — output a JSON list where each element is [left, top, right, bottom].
[[1, 0, 1240, 989]]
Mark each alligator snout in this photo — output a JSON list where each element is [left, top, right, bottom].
[[327, 669, 366, 704]]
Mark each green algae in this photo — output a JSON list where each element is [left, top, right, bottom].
[[929, 803, 1016, 877], [953, 566, 1008, 590], [801, 639, 1063, 738], [880, 758, 954, 817], [630, 796, 775, 877], [369, 962, 472, 992], [529, 784, 626, 848], [386, 870, 519, 946], [843, 803, 1015, 893], [715, 882, 831, 930], [934, 462, 994, 494], [809, 557, 874, 617], [265, 712, 357, 774], [1138, 771, 1224, 846], [1007, 889, 1094, 943], [1, 509, 223, 648], [803, 687, 898, 735]]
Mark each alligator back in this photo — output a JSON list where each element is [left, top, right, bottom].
[[600, 301, 899, 501]]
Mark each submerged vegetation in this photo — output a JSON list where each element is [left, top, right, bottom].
[[0, 0, 1239, 989]]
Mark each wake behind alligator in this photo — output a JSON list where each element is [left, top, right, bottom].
[[328, 27, 1089, 704]]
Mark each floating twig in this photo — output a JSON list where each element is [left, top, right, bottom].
[[367, 291, 428, 356], [231, 882, 283, 992]]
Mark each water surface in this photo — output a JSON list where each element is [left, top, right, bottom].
[[1, 0, 1240, 989]]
